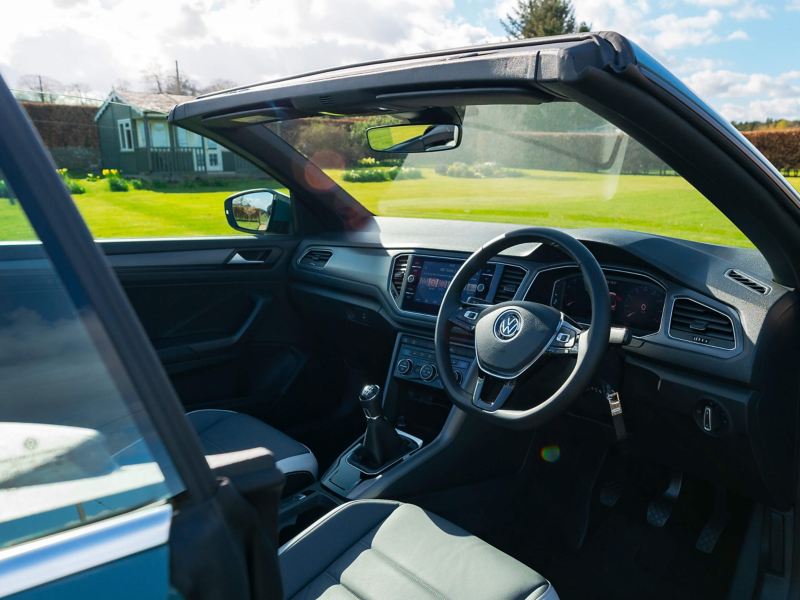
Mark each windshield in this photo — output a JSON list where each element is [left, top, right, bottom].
[[268, 103, 751, 248]]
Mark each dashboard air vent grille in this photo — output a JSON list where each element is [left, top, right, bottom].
[[493, 265, 526, 303], [391, 255, 409, 297], [299, 248, 333, 269], [669, 298, 735, 350], [725, 269, 770, 295]]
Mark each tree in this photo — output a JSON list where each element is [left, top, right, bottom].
[[502, 0, 590, 39], [199, 79, 239, 94], [17, 74, 65, 102], [141, 61, 198, 95]]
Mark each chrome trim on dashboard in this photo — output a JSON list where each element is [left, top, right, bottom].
[[0, 502, 172, 597], [387, 251, 530, 318], [527, 263, 667, 340], [666, 295, 738, 352]]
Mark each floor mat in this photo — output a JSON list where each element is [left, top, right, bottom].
[[481, 422, 751, 600]]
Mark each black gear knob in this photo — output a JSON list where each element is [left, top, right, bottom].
[[359, 384, 383, 420]]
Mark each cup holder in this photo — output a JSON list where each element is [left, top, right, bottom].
[[278, 488, 340, 544]]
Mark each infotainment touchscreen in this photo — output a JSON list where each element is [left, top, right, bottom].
[[401, 256, 495, 315]]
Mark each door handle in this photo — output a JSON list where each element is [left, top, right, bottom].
[[228, 252, 265, 265], [226, 248, 277, 266]]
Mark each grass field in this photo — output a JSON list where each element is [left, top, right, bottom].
[[1, 169, 799, 247]]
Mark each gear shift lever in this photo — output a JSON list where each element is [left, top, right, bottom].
[[359, 383, 383, 420], [349, 384, 414, 473]]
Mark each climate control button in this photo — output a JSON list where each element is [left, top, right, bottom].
[[397, 358, 413, 375], [419, 364, 437, 381]]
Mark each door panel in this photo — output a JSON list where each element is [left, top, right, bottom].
[[103, 237, 350, 437]]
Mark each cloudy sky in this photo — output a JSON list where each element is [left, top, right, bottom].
[[1, 0, 798, 122]]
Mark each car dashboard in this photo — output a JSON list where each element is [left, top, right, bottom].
[[289, 217, 799, 509]]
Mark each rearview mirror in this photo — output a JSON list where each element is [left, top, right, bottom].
[[366, 123, 461, 153], [224, 189, 291, 235]]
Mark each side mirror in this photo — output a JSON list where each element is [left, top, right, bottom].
[[224, 189, 291, 235], [366, 123, 461, 153]]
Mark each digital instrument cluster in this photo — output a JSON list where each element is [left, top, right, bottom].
[[551, 273, 666, 336]]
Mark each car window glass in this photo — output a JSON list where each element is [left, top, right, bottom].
[[0, 170, 183, 548], [2, 90, 289, 240], [267, 103, 756, 248]]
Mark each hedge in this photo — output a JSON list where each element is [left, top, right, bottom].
[[21, 102, 99, 149], [742, 129, 800, 175], [342, 167, 423, 182]]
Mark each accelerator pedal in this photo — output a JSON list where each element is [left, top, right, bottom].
[[696, 487, 731, 554], [647, 470, 683, 527]]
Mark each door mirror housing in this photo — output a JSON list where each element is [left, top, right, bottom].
[[224, 188, 291, 235], [366, 123, 461, 153]]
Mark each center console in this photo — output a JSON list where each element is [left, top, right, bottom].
[[320, 332, 475, 499]]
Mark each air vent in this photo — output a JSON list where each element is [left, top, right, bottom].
[[299, 248, 332, 269], [319, 95, 334, 105], [390, 254, 409, 297], [669, 298, 735, 350], [725, 269, 770, 295], [493, 265, 526, 303]]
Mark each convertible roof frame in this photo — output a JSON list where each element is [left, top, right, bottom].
[[170, 32, 800, 287]]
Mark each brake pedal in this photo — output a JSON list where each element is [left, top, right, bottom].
[[647, 471, 683, 527], [696, 487, 730, 554]]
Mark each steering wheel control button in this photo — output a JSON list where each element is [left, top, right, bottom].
[[554, 328, 576, 347], [449, 307, 485, 332], [397, 359, 413, 375]]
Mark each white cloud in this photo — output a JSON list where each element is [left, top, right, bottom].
[[726, 29, 748, 40], [649, 9, 724, 50], [730, 1, 770, 19], [787, 0, 800, 10], [721, 98, 800, 122], [683, 69, 800, 99], [0, 0, 496, 98], [683, 69, 800, 119], [572, 2, 748, 56], [683, 0, 736, 6]]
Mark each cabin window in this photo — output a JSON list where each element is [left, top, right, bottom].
[[136, 121, 146, 148], [149, 122, 170, 148], [117, 118, 133, 152]]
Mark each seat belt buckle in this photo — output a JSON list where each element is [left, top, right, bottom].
[[604, 386, 628, 442], [607, 391, 623, 416]]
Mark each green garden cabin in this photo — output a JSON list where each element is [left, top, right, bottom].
[[94, 90, 258, 177]]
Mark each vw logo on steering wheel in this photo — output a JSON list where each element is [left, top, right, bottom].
[[494, 310, 522, 341]]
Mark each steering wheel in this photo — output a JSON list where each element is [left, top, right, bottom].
[[434, 228, 610, 430]]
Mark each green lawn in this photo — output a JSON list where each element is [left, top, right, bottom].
[[1, 170, 799, 247]]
